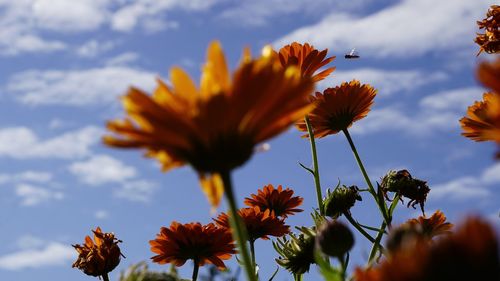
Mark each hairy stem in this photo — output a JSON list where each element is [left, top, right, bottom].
[[305, 115, 324, 214]]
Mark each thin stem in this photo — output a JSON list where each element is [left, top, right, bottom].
[[192, 260, 199, 281], [368, 196, 400, 262], [221, 171, 256, 281], [339, 255, 347, 281], [102, 273, 110, 281], [343, 212, 376, 244], [305, 115, 324, 214], [250, 240, 256, 270], [342, 129, 390, 225]]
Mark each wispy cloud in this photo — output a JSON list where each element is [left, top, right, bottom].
[[69, 155, 137, 186], [0, 240, 74, 270], [15, 184, 64, 206], [0, 171, 52, 184], [113, 180, 157, 203], [76, 39, 116, 58]]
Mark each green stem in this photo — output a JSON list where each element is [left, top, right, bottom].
[[368, 196, 400, 262], [343, 212, 376, 244], [342, 129, 390, 225], [221, 171, 257, 281], [305, 115, 324, 214], [192, 260, 199, 281], [102, 273, 110, 281], [294, 274, 303, 281], [250, 240, 256, 270], [339, 255, 347, 281]]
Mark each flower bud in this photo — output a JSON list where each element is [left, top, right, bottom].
[[315, 220, 354, 258], [380, 169, 430, 214], [322, 185, 362, 218]]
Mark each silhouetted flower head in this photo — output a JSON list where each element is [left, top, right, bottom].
[[322, 185, 362, 218], [315, 220, 354, 258], [149, 222, 236, 269], [380, 170, 430, 215], [274, 227, 317, 275], [72, 227, 123, 277], [296, 80, 377, 138], [475, 5, 500, 55], [244, 184, 303, 218]]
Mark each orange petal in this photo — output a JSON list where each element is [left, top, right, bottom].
[[199, 173, 224, 211]]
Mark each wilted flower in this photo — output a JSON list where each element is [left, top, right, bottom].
[[244, 184, 303, 218], [277, 42, 335, 82], [274, 227, 317, 275], [380, 170, 430, 214], [296, 80, 377, 138], [475, 5, 500, 55], [72, 227, 123, 278], [315, 220, 354, 258], [104, 41, 314, 207], [322, 185, 362, 218], [150, 222, 236, 269], [214, 207, 290, 242], [355, 217, 500, 281], [460, 92, 500, 143]]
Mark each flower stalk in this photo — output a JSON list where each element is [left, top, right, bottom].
[[305, 115, 324, 214], [192, 260, 199, 281]]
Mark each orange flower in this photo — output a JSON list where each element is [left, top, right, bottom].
[[150, 222, 236, 269], [244, 184, 303, 218], [477, 57, 500, 94], [475, 5, 500, 55], [355, 217, 499, 281], [214, 207, 290, 242], [277, 42, 335, 82], [404, 210, 453, 239], [72, 227, 123, 277], [460, 92, 500, 142], [296, 80, 377, 138], [104, 41, 314, 207]]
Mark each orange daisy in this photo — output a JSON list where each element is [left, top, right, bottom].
[[355, 217, 499, 281], [149, 222, 236, 269], [296, 80, 377, 138], [104, 41, 314, 207], [475, 5, 500, 55], [72, 227, 123, 278], [214, 207, 290, 242], [460, 92, 500, 142], [404, 210, 453, 239], [477, 57, 500, 94], [277, 42, 335, 82], [244, 184, 303, 218]]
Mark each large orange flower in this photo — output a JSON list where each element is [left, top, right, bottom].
[[150, 222, 236, 269], [72, 227, 123, 277], [296, 80, 377, 138], [477, 57, 500, 94], [355, 217, 499, 281], [244, 184, 303, 218], [404, 210, 453, 239], [214, 207, 290, 242], [277, 42, 335, 82], [460, 92, 500, 142], [475, 5, 500, 55], [104, 41, 314, 207]]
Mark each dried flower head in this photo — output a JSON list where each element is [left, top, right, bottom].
[[72, 227, 123, 277], [273, 227, 317, 275], [315, 220, 354, 258], [277, 42, 335, 82], [475, 5, 500, 55], [380, 170, 430, 215], [322, 185, 362, 218], [296, 80, 377, 138], [355, 217, 500, 281], [460, 92, 500, 143], [150, 222, 236, 269], [104, 41, 314, 207], [214, 207, 290, 242], [244, 184, 303, 218]]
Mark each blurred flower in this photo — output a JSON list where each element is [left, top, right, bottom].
[[277, 42, 335, 82], [150, 222, 236, 269], [296, 80, 377, 138], [477, 56, 500, 94], [315, 220, 354, 258], [244, 184, 303, 218], [104, 41, 314, 207], [460, 92, 500, 142], [274, 227, 317, 275], [380, 170, 430, 214], [475, 5, 500, 55], [214, 207, 290, 242], [72, 227, 123, 277], [322, 185, 362, 218], [405, 210, 453, 239], [355, 217, 500, 281]]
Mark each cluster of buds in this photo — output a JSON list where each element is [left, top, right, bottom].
[[322, 185, 362, 218], [380, 169, 430, 214], [274, 227, 317, 274], [475, 5, 500, 55]]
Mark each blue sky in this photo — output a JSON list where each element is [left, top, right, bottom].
[[0, 0, 499, 280]]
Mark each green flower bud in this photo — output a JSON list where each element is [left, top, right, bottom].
[[315, 220, 354, 258], [322, 185, 362, 218], [274, 227, 316, 274]]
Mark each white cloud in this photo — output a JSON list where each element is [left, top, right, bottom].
[[0, 241, 74, 270], [69, 155, 137, 186], [0, 126, 101, 159], [276, 0, 494, 58], [420, 87, 485, 110], [0, 171, 52, 184], [481, 163, 500, 184], [6, 66, 156, 106], [319, 68, 447, 97], [15, 183, 64, 206], [114, 180, 157, 202], [76, 40, 115, 58], [95, 210, 109, 219], [105, 52, 139, 66]]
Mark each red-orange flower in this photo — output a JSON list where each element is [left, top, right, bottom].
[[477, 57, 500, 94], [277, 42, 335, 82], [214, 207, 290, 242], [296, 80, 377, 138], [72, 227, 123, 277], [355, 217, 500, 281], [244, 184, 303, 218], [404, 210, 453, 239], [475, 5, 500, 55], [460, 92, 500, 142], [104, 41, 314, 208], [150, 222, 236, 269]]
